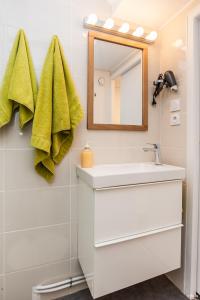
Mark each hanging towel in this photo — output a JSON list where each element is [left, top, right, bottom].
[[0, 29, 37, 129], [31, 35, 83, 182]]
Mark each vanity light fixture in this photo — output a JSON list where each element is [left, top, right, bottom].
[[132, 26, 144, 37], [86, 13, 98, 25], [83, 15, 158, 44], [145, 31, 158, 41], [118, 22, 130, 33], [103, 18, 114, 29]]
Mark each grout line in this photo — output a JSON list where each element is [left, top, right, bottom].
[[69, 0, 73, 278], [72, 146, 149, 150], [4, 185, 70, 193], [69, 184, 72, 275], [4, 258, 71, 276], [3, 145, 161, 151], [4, 184, 80, 192], [2, 189, 5, 300], [1, 24, 6, 300], [2, 134, 6, 300], [4, 222, 70, 235], [4, 148, 33, 151]]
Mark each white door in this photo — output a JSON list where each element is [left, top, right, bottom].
[[196, 14, 200, 298]]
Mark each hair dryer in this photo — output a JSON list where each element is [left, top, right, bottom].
[[152, 70, 178, 105]]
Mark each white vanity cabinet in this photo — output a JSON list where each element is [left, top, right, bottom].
[[77, 163, 185, 299]]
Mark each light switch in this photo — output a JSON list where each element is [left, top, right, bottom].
[[170, 113, 181, 126], [170, 99, 180, 112]]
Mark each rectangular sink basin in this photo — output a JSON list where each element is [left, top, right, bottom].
[[76, 162, 185, 188]]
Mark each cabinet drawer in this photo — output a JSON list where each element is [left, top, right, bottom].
[[92, 226, 182, 299], [94, 180, 182, 243]]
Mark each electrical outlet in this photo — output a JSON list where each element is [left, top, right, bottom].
[[170, 113, 181, 126], [170, 99, 180, 112]]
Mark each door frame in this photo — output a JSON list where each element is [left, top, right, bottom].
[[185, 5, 200, 299]]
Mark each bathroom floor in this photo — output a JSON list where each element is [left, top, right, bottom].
[[58, 275, 188, 300]]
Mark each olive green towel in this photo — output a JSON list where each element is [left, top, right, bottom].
[[31, 35, 83, 182], [0, 29, 37, 128]]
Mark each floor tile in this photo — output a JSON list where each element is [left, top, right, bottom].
[[57, 275, 188, 300]]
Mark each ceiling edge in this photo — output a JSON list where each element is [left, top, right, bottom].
[[159, 0, 196, 30], [106, 0, 124, 14]]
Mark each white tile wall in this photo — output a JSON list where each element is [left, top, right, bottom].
[[5, 150, 70, 189], [3, 115, 32, 149], [0, 130, 4, 149], [0, 235, 3, 275], [70, 222, 78, 259], [0, 193, 3, 234], [160, 112, 186, 148], [5, 187, 70, 231], [0, 0, 160, 299], [5, 261, 70, 300], [5, 225, 69, 273], [0, 276, 3, 300], [0, 151, 4, 191], [70, 186, 78, 223]]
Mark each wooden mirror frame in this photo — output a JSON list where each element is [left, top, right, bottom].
[[87, 31, 148, 131]]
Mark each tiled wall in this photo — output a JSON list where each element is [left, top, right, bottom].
[[159, 0, 199, 293], [0, 0, 160, 299]]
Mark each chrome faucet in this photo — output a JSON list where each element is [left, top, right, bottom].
[[143, 143, 162, 165]]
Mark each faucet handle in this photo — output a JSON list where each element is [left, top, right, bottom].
[[146, 143, 160, 149]]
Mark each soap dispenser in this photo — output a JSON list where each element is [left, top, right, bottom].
[[81, 144, 94, 168]]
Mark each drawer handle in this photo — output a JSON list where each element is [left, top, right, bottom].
[[95, 179, 182, 190], [95, 224, 183, 248]]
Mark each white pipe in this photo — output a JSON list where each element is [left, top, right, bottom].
[[35, 275, 84, 291], [32, 275, 86, 295]]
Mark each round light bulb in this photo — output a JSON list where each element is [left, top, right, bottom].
[[133, 26, 144, 37], [118, 22, 130, 33], [145, 31, 158, 41], [86, 14, 98, 25], [103, 18, 114, 29]]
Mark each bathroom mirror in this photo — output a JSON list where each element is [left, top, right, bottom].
[[87, 31, 148, 131]]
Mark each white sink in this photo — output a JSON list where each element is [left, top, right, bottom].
[[76, 162, 185, 188]]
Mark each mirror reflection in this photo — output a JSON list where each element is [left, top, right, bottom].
[[93, 39, 143, 126]]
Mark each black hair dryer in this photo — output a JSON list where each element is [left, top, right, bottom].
[[152, 70, 178, 105]]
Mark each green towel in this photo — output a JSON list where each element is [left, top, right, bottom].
[[0, 29, 37, 128], [31, 35, 83, 182]]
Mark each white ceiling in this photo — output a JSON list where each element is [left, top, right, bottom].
[[108, 0, 191, 29]]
